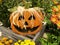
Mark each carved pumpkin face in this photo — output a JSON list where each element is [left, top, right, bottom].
[[10, 6, 44, 35]]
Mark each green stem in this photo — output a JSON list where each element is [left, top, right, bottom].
[[22, 0, 32, 9]]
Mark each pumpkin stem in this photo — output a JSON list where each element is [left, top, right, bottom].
[[22, 0, 32, 9]]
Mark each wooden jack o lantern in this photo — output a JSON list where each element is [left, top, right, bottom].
[[10, 6, 44, 35]]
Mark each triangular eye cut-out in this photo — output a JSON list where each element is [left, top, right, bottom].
[[18, 15, 24, 20], [28, 15, 35, 20]]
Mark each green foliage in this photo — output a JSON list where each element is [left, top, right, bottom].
[[0, 0, 21, 27], [0, 5, 10, 27], [39, 32, 60, 45], [2, 0, 21, 8]]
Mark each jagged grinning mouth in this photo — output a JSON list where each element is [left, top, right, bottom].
[[14, 25, 39, 32]]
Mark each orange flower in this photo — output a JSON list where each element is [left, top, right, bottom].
[[56, 21, 60, 28], [57, 5, 60, 11], [50, 15, 57, 24], [52, 0, 58, 4], [51, 13, 60, 29], [52, 6, 59, 12], [57, 13, 60, 19]]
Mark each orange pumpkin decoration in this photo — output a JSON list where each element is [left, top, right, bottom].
[[10, 6, 44, 35], [51, 12, 60, 28]]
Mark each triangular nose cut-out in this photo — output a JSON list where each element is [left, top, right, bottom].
[[25, 22, 28, 25]]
